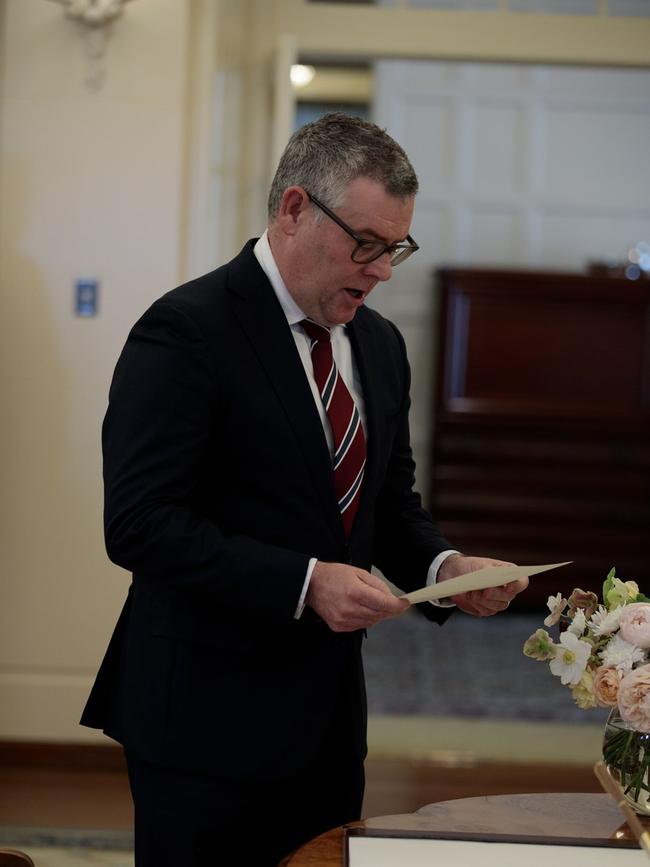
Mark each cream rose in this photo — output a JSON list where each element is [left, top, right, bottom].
[[618, 665, 650, 733], [593, 666, 621, 707], [619, 603, 650, 649]]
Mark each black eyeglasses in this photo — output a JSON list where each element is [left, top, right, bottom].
[[307, 192, 419, 267]]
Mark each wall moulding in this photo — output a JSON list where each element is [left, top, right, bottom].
[[272, 0, 650, 68]]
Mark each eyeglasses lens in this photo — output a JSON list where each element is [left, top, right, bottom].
[[352, 244, 414, 266]]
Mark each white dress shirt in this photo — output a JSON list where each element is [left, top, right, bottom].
[[253, 231, 457, 617]]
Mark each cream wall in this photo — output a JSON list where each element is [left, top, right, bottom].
[[0, 0, 193, 742]]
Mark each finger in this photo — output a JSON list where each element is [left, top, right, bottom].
[[353, 572, 410, 613], [355, 582, 408, 614], [463, 589, 511, 615], [357, 570, 397, 595], [481, 590, 514, 606], [480, 590, 512, 610], [485, 577, 527, 601], [452, 590, 483, 613], [468, 602, 507, 617]]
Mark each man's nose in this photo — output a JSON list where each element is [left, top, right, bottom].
[[363, 253, 393, 282]]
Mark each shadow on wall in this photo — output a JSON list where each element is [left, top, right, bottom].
[[0, 155, 70, 668]]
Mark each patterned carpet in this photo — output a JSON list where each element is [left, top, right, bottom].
[[0, 828, 133, 867], [363, 609, 609, 725]]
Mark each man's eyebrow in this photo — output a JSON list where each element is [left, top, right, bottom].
[[355, 226, 406, 244]]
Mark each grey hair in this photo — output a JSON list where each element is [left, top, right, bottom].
[[267, 112, 418, 220]]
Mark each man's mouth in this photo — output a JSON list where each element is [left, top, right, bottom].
[[345, 288, 365, 300]]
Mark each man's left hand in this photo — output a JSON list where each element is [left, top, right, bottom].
[[438, 554, 529, 617]]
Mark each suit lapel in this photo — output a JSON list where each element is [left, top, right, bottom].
[[347, 309, 385, 533], [227, 245, 345, 542]]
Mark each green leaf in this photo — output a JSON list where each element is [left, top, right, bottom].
[[603, 567, 617, 604]]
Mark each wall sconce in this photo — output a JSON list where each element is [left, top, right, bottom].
[[46, 0, 136, 91]]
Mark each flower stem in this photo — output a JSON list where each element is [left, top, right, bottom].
[[603, 724, 650, 804]]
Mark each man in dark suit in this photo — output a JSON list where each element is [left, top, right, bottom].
[[81, 113, 527, 866]]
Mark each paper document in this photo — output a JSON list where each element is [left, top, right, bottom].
[[348, 837, 644, 867], [400, 561, 572, 604]]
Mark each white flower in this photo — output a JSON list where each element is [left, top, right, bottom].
[[568, 609, 587, 636], [544, 592, 567, 627], [590, 604, 623, 637], [599, 633, 645, 672], [549, 632, 591, 685]]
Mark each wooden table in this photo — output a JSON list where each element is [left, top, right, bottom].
[[283, 792, 642, 866]]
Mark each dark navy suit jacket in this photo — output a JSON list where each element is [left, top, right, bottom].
[[81, 241, 452, 780]]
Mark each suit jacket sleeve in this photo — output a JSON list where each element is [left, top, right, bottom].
[[102, 297, 310, 621], [369, 320, 453, 612]]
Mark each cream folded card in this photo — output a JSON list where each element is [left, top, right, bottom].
[[400, 561, 572, 604]]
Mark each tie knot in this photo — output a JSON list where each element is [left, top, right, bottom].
[[301, 319, 331, 343]]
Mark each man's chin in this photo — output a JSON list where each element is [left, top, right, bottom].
[[314, 295, 366, 327], [336, 296, 367, 323], [326, 308, 359, 327]]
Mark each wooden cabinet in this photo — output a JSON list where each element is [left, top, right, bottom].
[[430, 268, 650, 608]]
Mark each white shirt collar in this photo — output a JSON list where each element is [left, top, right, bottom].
[[253, 230, 306, 326], [253, 230, 346, 337]]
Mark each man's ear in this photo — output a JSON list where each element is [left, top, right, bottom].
[[275, 186, 310, 236]]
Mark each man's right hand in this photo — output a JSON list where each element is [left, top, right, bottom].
[[306, 561, 409, 632]]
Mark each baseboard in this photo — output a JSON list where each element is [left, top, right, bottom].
[[0, 740, 126, 771]]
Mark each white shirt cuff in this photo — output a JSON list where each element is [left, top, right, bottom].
[[426, 549, 461, 608], [294, 557, 318, 619]]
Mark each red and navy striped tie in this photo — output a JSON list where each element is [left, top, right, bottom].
[[301, 319, 366, 538]]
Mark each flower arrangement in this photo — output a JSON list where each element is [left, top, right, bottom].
[[524, 568, 650, 812]]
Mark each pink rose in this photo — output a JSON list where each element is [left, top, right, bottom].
[[618, 665, 650, 733], [593, 666, 621, 707], [619, 603, 650, 649]]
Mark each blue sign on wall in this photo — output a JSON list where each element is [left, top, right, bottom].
[[75, 279, 99, 317]]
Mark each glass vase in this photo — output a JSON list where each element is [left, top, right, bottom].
[[602, 707, 650, 816]]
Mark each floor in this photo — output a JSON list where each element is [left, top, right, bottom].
[[0, 714, 605, 867]]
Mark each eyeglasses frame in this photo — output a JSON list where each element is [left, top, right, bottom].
[[306, 192, 419, 266]]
